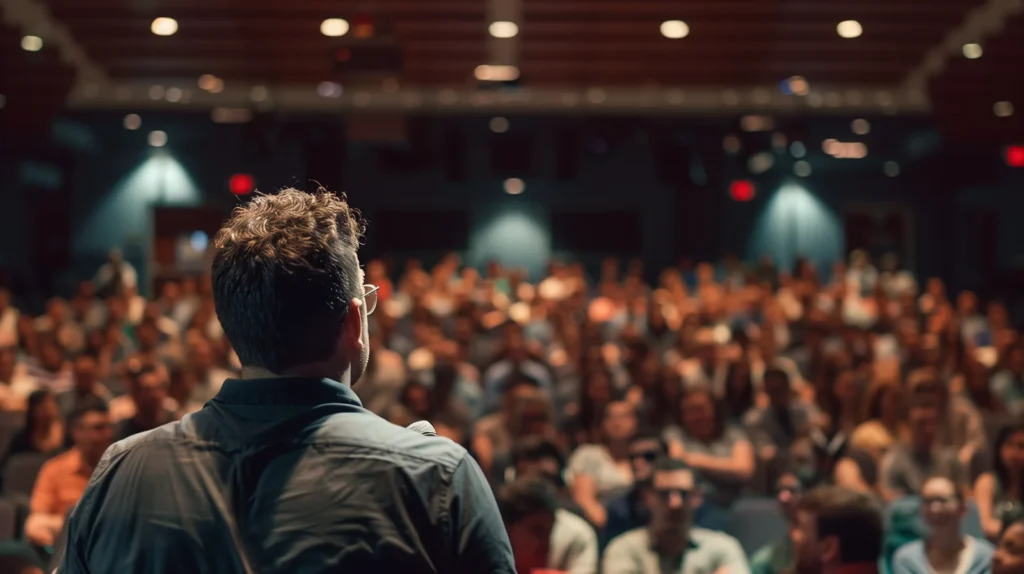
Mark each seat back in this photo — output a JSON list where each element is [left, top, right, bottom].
[[0, 498, 16, 541], [728, 497, 788, 556], [1, 452, 52, 499]]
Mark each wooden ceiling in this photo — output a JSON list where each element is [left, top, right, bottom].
[[0, 0, 1021, 141]]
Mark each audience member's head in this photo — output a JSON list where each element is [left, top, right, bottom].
[[645, 458, 700, 545], [995, 423, 1024, 491], [0, 347, 14, 382], [919, 475, 965, 533], [764, 368, 792, 407], [211, 189, 367, 380], [792, 486, 883, 574], [129, 364, 168, 418], [628, 431, 667, 484], [601, 400, 637, 444], [25, 390, 57, 431], [68, 402, 112, 465], [777, 472, 806, 524], [511, 437, 566, 487], [497, 477, 557, 574], [994, 520, 1024, 574], [679, 386, 722, 442], [72, 354, 98, 393], [907, 397, 941, 452]]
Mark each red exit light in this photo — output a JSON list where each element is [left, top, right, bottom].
[[229, 174, 254, 195], [730, 180, 755, 202], [1007, 145, 1024, 168]]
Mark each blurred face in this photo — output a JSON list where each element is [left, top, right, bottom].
[[879, 387, 904, 422], [34, 394, 58, 423], [920, 477, 962, 530], [403, 386, 430, 416], [137, 323, 159, 351], [602, 401, 637, 442], [777, 474, 804, 522], [646, 468, 696, 532], [994, 522, 1024, 574], [1010, 349, 1024, 373], [1000, 431, 1024, 471], [0, 350, 14, 381], [517, 456, 561, 485], [73, 411, 113, 463], [73, 356, 97, 392], [507, 512, 554, 574], [133, 372, 168, 415], [764, 373, 790, 406], [681, 392, 717, 439], [629, 438, 663, 483], [792, 510, 835, 574], [909, 406, 940, 449], [40, 344, 63, 371]]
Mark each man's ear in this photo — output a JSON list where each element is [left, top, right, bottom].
[[342, 298, 364, 349]]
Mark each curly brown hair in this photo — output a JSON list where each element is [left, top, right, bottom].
[[211, 188, 364, 373]]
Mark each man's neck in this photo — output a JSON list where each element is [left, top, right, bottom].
[[927, 528, 964, 560], [240, 364, 349, 384]]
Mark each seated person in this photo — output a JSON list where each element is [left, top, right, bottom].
[[498, 477, 597, 574], [113, 363, 177, 441], [750, 472, 806, 574], [974, 423, 1024, 540], [791, 486, 884, 574], [601, 458, 750, 574], [834, 421, 894, 496], [25, 402, 112, 547], [994, 519, 1024, 574], [892, 476, 994, 574], [879, 398, 968, 502], [603, 431, 668, 546], [569, 400, 638, 529]]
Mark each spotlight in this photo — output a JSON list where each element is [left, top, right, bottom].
[[148, 130, 168, 147], [151, 17, 178, 36]]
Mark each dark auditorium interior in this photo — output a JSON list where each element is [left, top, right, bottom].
[[1, 0, 1024, 572]]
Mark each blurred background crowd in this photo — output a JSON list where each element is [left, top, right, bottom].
[[1, 247, 1024, 573]]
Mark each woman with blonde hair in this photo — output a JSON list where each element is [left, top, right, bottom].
[[834, 420, 895, 495]]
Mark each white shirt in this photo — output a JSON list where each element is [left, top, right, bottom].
[[549, 509, 599, 574]]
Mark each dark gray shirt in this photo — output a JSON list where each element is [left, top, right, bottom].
[[879, 442, 967, 496], [59, 377, 515, 574]]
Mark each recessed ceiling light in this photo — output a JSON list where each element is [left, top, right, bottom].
[[165, 87, 183, 102], [994, 101, 1015, 118], [151, 17, 178, 36], [317, 81, 343, 98], [198, 74, 218, 91], [851, 118, 871, 135], [660, 20, 690, 39], [21, 35, 42, 52], [148, 85, 166, 100], [790, 141, 807, 158], [148, 130, 167, 148], [837, 20, 862, 39], [489, 21, 519, 39], [884, 161, 900, 177], [504, 178, 525, 195], [123, 114, 141, 130], [321, 18, 350, 37], [962, 43, 983, 59], [474, 65, 520, 82], [794, 161, 812, 177]]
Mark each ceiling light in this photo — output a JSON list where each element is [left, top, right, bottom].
[[474, 65, 520, 82], [660, 20, 690, 39], [148, 85, 165, 100], [321, 18, 350, 37], [723, 135, 741, 155], [317, 81, 343, 98], [772, 132, 788, 150], [794, 161, 812, 177], [151, 17, 178, 36], [748, 152, 775, 174], [962, 43, 983, 59], [21, 35, 42, 52], [490, 117, 510, 133], [740, 115, 774, 132], [198, 74, 218, 91], [250, 86, 269, 102], [851, 118, 871, 135], [787, 76, 810, 96], [837, 20, 862, 39], [211, 108, 253, 124], [148, 130, 167, 147], [123, 114, 141, 130], [994, 101, 1015, 118], [165, 87, 183, 102], [489, 21, 519, 39], [884, 161, 900, 177], [790, 141, 807, 158], [504, 178, 525, 195]]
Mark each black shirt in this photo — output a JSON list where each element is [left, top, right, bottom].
[[59, 377, 515, 573]]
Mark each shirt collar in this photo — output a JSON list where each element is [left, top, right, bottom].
[[213, 377, 363, 408]]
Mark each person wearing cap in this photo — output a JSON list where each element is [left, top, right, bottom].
[[601, 458, 750, 574]]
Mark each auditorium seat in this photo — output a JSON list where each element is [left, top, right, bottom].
[[0, 498, 15, 540], [0, 452, 50, 500], [0, 412, 24, 457], [728, 497, 787, 556]]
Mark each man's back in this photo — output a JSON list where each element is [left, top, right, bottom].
[[60, 378, 514, 573]]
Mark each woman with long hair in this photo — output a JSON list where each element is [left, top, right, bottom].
[[975, 424, 1024, 540], [665, 385, 755, 531], [0, 390, 63, 470]]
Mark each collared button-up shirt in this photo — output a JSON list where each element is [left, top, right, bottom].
[[601, 527, 750, 574], [59, 377, 515, 574]]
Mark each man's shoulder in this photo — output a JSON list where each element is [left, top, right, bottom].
[[690, 527, 743, 549], [605, 527, 649, 553]]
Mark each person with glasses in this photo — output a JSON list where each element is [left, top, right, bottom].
[[602, 431, 668, 546], [892, 475, 994, 574], [601, 457, 750, 574], [58, 189, 515, 573]]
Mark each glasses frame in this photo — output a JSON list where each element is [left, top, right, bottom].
[[362, 284, 380, 315]]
